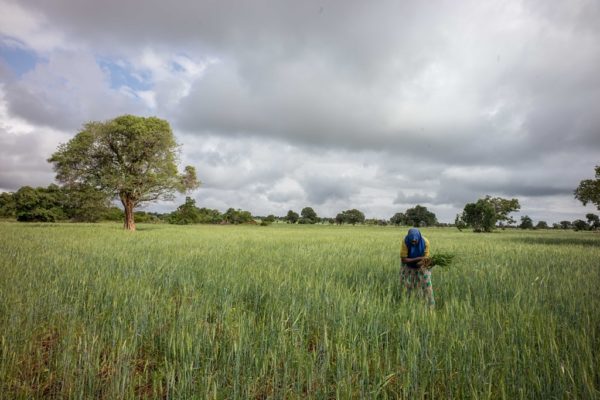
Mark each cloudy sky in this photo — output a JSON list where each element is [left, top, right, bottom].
[[1, 0, 598, 222]]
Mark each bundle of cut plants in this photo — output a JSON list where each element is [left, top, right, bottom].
[[418, 253, 455, 269]]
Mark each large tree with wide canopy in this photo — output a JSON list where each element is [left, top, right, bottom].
[[49, 115, 199, 230]]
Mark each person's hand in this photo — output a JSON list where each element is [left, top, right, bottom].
[[418, 257, 432, 269]]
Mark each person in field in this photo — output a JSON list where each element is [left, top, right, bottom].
[[400, 227, 435, 307]]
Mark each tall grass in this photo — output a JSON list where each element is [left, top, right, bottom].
[[0, 222, 598, 399]]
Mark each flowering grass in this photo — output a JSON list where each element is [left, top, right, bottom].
[[0, 222, 598, 399]]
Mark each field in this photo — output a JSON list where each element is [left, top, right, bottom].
[[0, 222, 598, 399]]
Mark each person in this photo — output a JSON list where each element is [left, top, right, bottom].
[[400, 227, 435, 307]]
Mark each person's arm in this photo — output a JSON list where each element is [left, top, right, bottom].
[[400, 241, 425, 263], [401, 255, 426, 263], [401, 238, 430, 263]]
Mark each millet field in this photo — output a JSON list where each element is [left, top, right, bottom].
[[0, 222, 598, 399]]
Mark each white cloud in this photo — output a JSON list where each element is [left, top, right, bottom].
[[0, 0, 598, 223], [0, 0, 70, 52]]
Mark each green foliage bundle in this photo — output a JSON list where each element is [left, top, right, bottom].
[[418, 253, 455, 269]]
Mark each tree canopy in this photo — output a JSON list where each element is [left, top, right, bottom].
[[0, 192, 16, 218], [299, 207, 318, 224], [285, 210, 299, 224], [48, 115, 199, 230], [390, 207, 437, 227], [223, 208, 253, 224], [390, 212, 406, 226], [457, 196, 520, 232], [574, 165, 600, 210], [404, 205, 437, 227], [519, 215, 533, 229], [586, 213, 600, 230], [335, 209, 366, 225]]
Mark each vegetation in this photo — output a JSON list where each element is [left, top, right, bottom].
[[48, 115, 199, 231], [389, 206, 437, 227], [0, 223, 597, 399], [535, 220, 549, 229], [574, 165, 600, 210], [586, 213, 600, 230], [456, 196, 520, 232], [335, 209, 366, 225], [519, 215, 533, 230], [1, 186, 596, 233], [390, 212, 406, 226], [0, 192, 16, 218], [403, 205, 437, 227], [299, 207, 318, 224], [418, 253, 455, 268], [285, 210, 299, 224], [222, 208, 254, 225]]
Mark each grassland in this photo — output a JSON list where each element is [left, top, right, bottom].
[[0, 222, 598, 399]]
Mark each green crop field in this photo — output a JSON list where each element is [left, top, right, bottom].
[[0, 222, 598, 399]]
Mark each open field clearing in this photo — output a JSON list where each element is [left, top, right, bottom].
[[0, 222, 598, 399]]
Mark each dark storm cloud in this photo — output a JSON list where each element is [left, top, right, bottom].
[[300, 175, 358, 205], [7, 0, 600, 164], [2, 0, 599, 221], [394, 192, 436, 205]]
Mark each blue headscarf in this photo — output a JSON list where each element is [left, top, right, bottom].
[[404, 228, 425, 258]]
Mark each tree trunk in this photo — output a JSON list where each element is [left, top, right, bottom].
[[122, 196, 136, 231]]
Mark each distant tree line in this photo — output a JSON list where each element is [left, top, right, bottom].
[[2, 188, 598, 232], [3, 163, 599, 231]]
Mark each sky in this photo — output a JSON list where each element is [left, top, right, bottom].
[[0, 0, 599, 223]]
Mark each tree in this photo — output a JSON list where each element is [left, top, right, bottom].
[[459, 200, 496, 232], [62, 184, 111, 222], [103, 207, 125, 221], [454, 214, 468, 231], [519, 215, 533, 229], [457, 196, 520, 232], [572, 219, 589, 231], [197, 208, 223, 224], [390, 212, 406, 226], [14, 185, 67, 222], [336, 209, 366, 225], [574, 165, 600, 210], [586, 213, 600, 230], [0, 192, 16, 218], [404, 205, 437, 227], [535, 220, 549, 230], [263, 215, 276, 223], [285, 210, 299, 224], [486, 196, 520, 226], [169, 197, 200, 225], [299, 207, 318, 224], [559, 220, 573, 229], [223, 208, 253, 224], [48, 115, 199, 231]]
